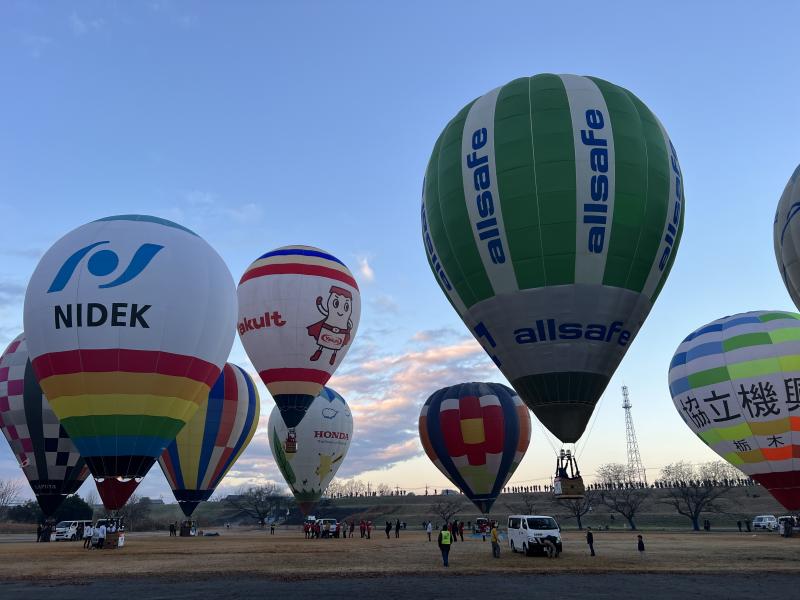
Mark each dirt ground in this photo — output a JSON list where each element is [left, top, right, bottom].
[[1, 528, 798, 582]]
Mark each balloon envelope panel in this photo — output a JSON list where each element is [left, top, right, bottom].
[[422, 74, 684, 443], [0, 334, 89, 516], [23, 215, 236, 509], [268, 386, 353, 514], [419, 382, 531, 513], [774, 164, 800, 309], [159, 363, 260, 517], [669, 311, 800, 510], [238, 246, 360, 428]]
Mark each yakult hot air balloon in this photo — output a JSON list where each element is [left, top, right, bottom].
[[774, 163, 800, 308], [24, 215, 236, 510], [422, 74, 684, 445], [669, 311, 800, 511], [419, 382, 531, 513], [159, 363, 259, 517], [0, 334, 89, 516], [268, 386, 352, 514], [238, 246, 360, 451]]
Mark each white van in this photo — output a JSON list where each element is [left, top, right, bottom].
[[53, 520, 93, 541], [752, 515, 778, 531], [507, 515, 562, 556]]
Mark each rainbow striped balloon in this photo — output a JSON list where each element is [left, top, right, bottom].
[[159, 363, 259, 517], [419, 382, 531, 513], [669, 311, 800, 510], [238, 245, 360, 429], [24, 215, 236, 509]]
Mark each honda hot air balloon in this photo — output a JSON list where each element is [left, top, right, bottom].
[[774, 163, 800, 308], [422, 75, 684, 459], [268, 386, 352, 514], [669, 311, 800, 510], [0, 334, 89, 516], [159, 363, 259, 517], [24, 215, 236, 510], [239, 246, 360, 452], [419, 382, 531, 513]]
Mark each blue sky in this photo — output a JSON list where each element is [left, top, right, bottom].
[[1, 1, 799, 503]]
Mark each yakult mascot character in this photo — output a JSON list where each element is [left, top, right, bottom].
[[307, 286, 354, 365]]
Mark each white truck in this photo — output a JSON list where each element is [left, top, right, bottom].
[[53, 520, 93, 541], [507, 515, 562, 556]]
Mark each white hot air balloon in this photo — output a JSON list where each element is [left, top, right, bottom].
[[268, 386, 353, 514], [774, 164, 800, 308]]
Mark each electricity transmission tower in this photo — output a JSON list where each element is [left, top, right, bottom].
[[622, 385, 647, 485]]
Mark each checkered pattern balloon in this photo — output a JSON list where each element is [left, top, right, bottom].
[[0, 333, 88, 516]]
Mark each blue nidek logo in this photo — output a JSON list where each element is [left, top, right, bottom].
[[47, 241, 163, 293]]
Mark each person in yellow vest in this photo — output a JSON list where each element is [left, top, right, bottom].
[[490, 522, 501, 558], [437, 524, 452, 567]]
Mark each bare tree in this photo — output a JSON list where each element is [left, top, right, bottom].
[[0, 479, 21, 513], [596, 462, 648, 530], [225, 484, 285, 524], [115, 494, 153, 529], [557, 490, 598, 530], [519, 492, 537, 514], [430, 498, 465, 523], [659, 461, 732, 531]]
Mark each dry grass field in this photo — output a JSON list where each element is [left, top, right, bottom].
[[1, 528, 798, 582]]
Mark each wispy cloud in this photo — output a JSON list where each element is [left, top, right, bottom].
[[0, 281, 26, 304], [369, 293, 398, 314], [160, 190, 264, 231], [19, 32, 53, 58], [328, 334, 499, 475], [357, 256, 375, 283], [69, 12, 105, 36]]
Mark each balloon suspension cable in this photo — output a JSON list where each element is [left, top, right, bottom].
[[533, 416, 561, 458], [575, 383, 608, 460]]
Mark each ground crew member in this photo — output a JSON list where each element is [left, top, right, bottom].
[[438, 524, 452, 567], [586, 526, 595, 556], [490, 522, 500, 558]]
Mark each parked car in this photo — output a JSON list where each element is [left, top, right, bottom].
[[507, 515, 562, 556], [53, 520, 93, 541], [315, 518, 339, 538], [473, 517, 490, 535], [777, 515, 798, 531], [752, 515, 778, 530]]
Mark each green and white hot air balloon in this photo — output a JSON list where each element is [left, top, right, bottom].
[[421, 74, 684, 443]]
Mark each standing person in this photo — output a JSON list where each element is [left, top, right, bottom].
[[36, 524, 42, 543], [426, 521, 433, 542], [270, 522, 275, 535], [586, 527, 595, 556], [97, 522, 107, 550], [637, 534, 645, 557], [349, 521, 355, 538], [438, 524, 452, 567], [366, 521, 372, 539], [490, 522, 501, 558], [737, 520, 742, 533], [458, 521, 464, 542], [450, 520, 457, 543], [83, 523, 93, 549], [359, 520, 365, 538], [395, 519, 401, 538], [385, 521, 392, 539]]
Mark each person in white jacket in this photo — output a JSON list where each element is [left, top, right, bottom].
[[426, 521, 433, 542], [83, 524, 93, 549]]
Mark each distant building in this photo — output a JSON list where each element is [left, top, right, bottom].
[[441, 489, 458, 496]]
